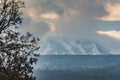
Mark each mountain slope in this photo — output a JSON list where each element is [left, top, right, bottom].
[[39, 37, 111, 55]]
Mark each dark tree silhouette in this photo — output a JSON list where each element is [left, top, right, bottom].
[[0, 0, 40, 80]]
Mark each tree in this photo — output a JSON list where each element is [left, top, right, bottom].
[[0, 0, 40, 80]]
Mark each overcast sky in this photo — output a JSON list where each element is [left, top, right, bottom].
[[21, 0, 120, 53]]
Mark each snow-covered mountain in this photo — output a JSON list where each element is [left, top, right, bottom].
[[39, 37, 111, 55]]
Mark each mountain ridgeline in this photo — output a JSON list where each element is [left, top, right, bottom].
[[40, 37, 111, 55]]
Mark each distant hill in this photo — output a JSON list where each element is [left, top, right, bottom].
[[39, 37, 111, 55]]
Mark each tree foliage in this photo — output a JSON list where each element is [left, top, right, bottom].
[[0, 0, 40, 80]]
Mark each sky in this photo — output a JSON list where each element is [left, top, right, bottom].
[[21, 0, 120, 53]]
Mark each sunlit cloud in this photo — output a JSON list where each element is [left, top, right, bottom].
[[41, 12, 59, 20], [96, 2, 120, 21], [28, 8, 40, 22], [48, 23, 56, 32], [96, 30, 120, 39]]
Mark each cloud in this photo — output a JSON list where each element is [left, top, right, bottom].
[[41, 12, 59, 20], [21, 0, 120, 53], [28, 9, 59, 21], [49, 23, 56, 32], [96, 2, 120, 21], [21, 21, 50, 36], [23, 0, 119, 38], [22, 0, 63, 36], [27, 8, 40, 22], [96, 30, 120, 39]]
